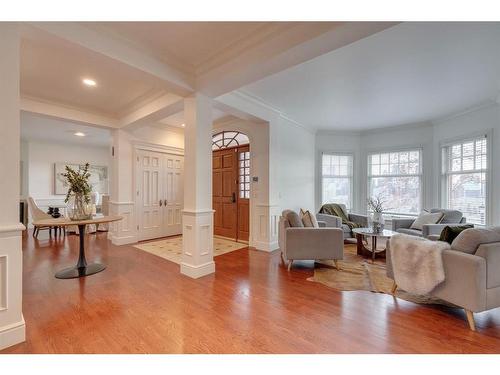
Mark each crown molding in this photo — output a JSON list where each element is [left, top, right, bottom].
[[20, 95, 119, 129], [316, 129, 362, 136], [431, 98, 498, 125], [361, 121, 433, 136], [196, 23, 297, 75], [233, 90, 315, 135]]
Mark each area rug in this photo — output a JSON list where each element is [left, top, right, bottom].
[[133, 236, 247, 265], [307, 244, 454, 306]]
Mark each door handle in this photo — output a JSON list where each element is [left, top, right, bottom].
[[159, 199, 162, 206], [232, 192, 236, 203], [164, 199, 167, 206]]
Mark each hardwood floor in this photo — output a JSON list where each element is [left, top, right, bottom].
[[2, 231, 500, 354]]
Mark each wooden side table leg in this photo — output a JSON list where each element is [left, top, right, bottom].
[[356, 233, 364, 255], [372, 236, 377, 261]]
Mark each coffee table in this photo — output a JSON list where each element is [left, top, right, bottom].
[[33, 215, 122, 279], [352, 227, 398, 261]]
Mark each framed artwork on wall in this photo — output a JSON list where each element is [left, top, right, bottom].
[[54, 163, 109, 195]]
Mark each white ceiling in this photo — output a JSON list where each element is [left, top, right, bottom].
[[86, 22, 282, 73], [159, 108, 228, 128], [21, 29, 167, 118], [242, 22, 500, 131], [21, 112, 111, 147]]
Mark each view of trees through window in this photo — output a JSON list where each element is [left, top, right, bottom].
[[368, 150, 421, 215], [321, 154, 353, 209], [442, 137, 487, 225]]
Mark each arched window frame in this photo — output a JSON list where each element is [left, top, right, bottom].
[[212, 131, 249, 150]]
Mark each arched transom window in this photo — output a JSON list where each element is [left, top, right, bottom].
[[212, 131, 249, 150]]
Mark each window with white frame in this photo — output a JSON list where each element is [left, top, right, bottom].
[[441, 136, 488, 226], [368, 149, 422, 215], [321, 153, 353, 209]]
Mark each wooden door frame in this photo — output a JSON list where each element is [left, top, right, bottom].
[[133, 142, 184, 241], [212, 144, 250, 243]]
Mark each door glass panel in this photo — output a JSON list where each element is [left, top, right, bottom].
[[238, 150, 250, 199]]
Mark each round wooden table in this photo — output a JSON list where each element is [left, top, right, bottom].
[[352, 227, 398, 261], [33, 215, 123, 279]]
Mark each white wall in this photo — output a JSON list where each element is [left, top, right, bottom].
[[277, 117, 316, 213], [131, 125, 184, 149], [315, 102, 500, 226], [24, 140, 110, 221]]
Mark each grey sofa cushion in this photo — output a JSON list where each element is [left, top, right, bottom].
[[410, 212, 444, 230], [451, 227, 500, 254], [396, 228, 424, 237], [282, 210, 303, 228], [341, 224, 351, 233], [430, 208, 463, 224]]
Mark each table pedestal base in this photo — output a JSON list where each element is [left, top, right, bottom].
[[355, 233, 387, 260], [55, 263, 106, 279]]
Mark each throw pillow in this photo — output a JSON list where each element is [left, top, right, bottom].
[[410, 212, 444, 231], [438, 224, 474, 244], [283, 210, 303, 227], [300, 209, 319, 228], [430, 209, 463, 224]]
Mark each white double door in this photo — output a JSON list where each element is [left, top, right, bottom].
[[136, 149, 184, 241]]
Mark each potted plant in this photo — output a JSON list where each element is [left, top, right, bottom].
[[367, 195, 387, 233], [63, 163, 93, 221]]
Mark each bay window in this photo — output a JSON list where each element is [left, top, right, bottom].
[[368, 149, 422, 215], [441, 136, 488, 225], [321, 153, 353, 209]]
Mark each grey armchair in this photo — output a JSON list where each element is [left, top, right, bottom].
[[392, 208, 468, 239], [386, 227, 500, 331], [279, 210, 344, 271], [316, 203, 368, 239]]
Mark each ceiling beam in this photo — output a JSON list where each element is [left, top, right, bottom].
[[28, 22, 195, 97], [119, 93, 184, 131], [198, 22, 398, 97], [21, 96, 119, 129]]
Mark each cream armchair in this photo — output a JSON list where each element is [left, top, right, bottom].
[[386, 227, 500, 331], [279, 209, 344, 271]]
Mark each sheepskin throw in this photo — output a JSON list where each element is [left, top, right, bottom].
[[389, 234, 450, 295]]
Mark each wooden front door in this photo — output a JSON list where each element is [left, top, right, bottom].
[[212, 145, 250, 242], [213, 148, 237, 239]]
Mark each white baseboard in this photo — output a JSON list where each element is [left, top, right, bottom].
[[180, 261, 215, 279], [110, 234, 138, 246], [252, 240, 279, 252], [0, 316, 25, 351]]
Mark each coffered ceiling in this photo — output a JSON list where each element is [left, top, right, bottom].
[[21, 29, 168, 118], [85, 22, 281, 74]]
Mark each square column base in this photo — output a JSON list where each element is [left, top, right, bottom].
[[181, 209, 215, 279], [180, 261, 215, 279], [0, 316, 25, 351]]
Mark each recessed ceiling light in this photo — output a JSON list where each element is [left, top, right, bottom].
[[181, 123, 185, 127], [82, 78, 97, 87], [74, 132, 86, 137]]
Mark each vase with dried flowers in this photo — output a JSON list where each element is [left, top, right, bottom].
[[63, 163, 93, 221], [367, 195, 387, 233]]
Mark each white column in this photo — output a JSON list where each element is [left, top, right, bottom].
[[0, 23, 25, 350], [108, 129, 137, 245], [181, 94, 214, 278]]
